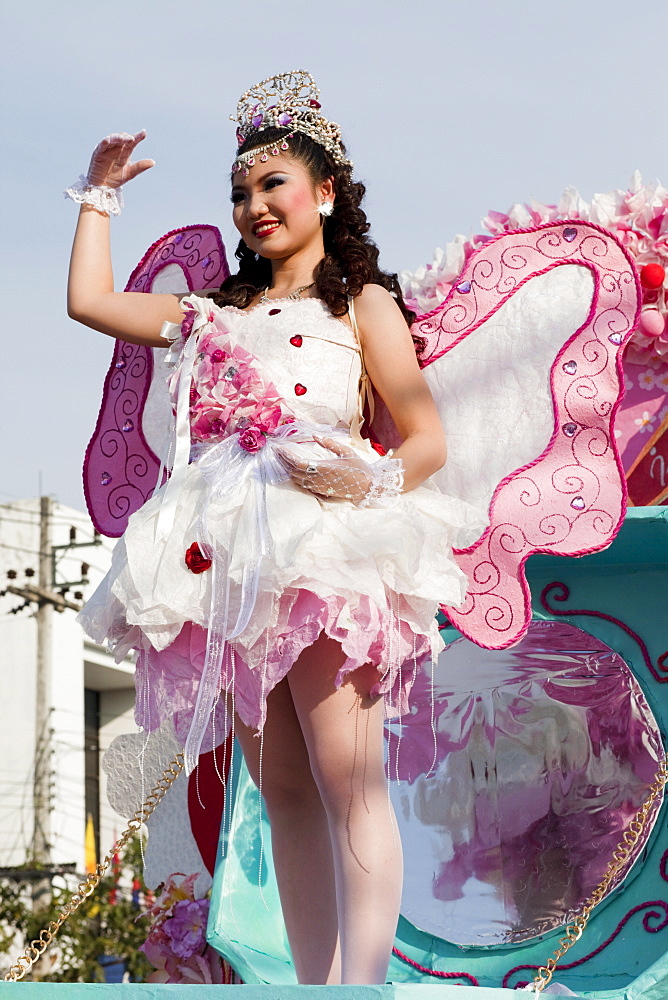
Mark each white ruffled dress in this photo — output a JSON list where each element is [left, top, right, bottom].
[[78, 295, 485, 771]]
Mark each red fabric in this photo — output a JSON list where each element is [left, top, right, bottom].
[[187, 740, 231, 876]]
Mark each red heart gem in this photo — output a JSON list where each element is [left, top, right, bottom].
[[268, 308, 281, 316], [290, 335, 303, 347], [294, 383, 307, 396]]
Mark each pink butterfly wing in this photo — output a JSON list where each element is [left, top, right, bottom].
[[83, 225, 229, 537], [409, 222, 640, 648]]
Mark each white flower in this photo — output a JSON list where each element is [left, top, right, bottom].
[[398, 236, 469, 314], [638, 369, 658, 390], [508, 202, 536, 229], [634, 410, 656, 433], [558, 186, 589, 219]]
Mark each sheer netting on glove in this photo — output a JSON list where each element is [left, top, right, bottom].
[[64, 130, 155, 216], [279, 436, 404, 507]]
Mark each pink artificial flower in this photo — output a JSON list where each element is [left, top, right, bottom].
[[174, 327, 287, 444], [173, 950, 225, 985], [139, 872, 219, 985], [238, 426, 266, 452], [181, 309, 196, 339], [140, 930, 177, 975], [143, 873, 199, 919]]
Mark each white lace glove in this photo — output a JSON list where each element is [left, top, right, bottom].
[[279, 436, 404, 507], [64, 130, 155, 216]]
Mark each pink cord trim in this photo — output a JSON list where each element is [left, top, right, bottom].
[[421, 221, 641, 650], [392, 947, 479, 986], [661, 850, 668, 883], [83, 224, 229, 536], [414, 218, 640, 332], [502, 900, 668, 989], [540, 581, 668, 683], [659, 851, 668, 882]]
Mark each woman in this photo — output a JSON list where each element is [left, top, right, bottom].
[[67, 71, 473, 985]]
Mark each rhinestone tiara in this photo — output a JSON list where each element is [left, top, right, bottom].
[[230, 70, 352, 174]]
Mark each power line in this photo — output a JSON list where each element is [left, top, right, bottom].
[[0, 542, 40, 556]]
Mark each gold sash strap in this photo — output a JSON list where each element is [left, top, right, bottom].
[[348, 295, 373, 442]]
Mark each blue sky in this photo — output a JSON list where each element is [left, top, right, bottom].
[[1, 0, 666, 508]]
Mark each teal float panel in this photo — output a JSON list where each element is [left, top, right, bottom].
[[0, 986, 531, 999], [205, 509, 667, 997]]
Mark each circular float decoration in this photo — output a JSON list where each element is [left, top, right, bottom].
[[388, 620, 665, 946]]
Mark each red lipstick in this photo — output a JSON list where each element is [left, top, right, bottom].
[[252, 220, 281, 239]]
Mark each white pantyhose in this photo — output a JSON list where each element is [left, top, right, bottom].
[[234, 634, 402, 985]]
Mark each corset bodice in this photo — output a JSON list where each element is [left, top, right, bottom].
[[209, 297, 363, 429]]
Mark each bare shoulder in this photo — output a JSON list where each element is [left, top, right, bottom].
[[354, 283, 400, 316], [353, 284, 412, 349], [353, 284, 405, 336]]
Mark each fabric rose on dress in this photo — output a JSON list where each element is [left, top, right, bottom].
[[172, 320, 287, 444], [238, 426, 265, 452], [185, 542, 212, 574], [181, 307, 196, 339]]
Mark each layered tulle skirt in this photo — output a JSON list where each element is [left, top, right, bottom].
[[79, 431, 485, 769]]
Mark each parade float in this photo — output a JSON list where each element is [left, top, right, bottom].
[[4, 174, 666, 998]]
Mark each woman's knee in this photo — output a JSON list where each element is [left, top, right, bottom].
[[265, 767, 324, 818], [241, 742, 323, 815]]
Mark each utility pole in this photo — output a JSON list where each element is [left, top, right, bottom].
[[0, 499, 102, 978], [0, 500, 102, 925], [32, 496, 53, 917]]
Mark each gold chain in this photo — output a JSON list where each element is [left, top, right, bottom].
[[5, 752, 664, 987], [532, 760, 668, 993], [3, 752, 184, 983]]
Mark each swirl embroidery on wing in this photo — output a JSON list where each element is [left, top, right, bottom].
[[413, 222, 641, 649], [84, 225, 229, 537]]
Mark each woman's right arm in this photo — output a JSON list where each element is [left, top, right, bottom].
[[67, 132, 185, 347]]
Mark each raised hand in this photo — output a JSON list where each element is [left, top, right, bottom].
[[86, 130, 155, 189], [65, 130, 155, 216]]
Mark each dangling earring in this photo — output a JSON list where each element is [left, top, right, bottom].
[[317, 200, 334, 217]]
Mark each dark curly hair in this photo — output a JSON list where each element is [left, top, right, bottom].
[[210, 127, 416, 330]]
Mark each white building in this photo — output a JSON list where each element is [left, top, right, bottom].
[[0, 498, 136, 880]]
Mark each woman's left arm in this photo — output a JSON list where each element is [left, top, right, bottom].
[[355, 284, 446, 491]]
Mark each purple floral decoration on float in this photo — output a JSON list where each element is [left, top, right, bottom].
[[162, 898, 209, 958], [139, 873, 228, 984]]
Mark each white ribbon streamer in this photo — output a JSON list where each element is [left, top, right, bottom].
[[154, 317, 204, 544], [153, 297, 389, 771], [182, 423, 309, 774]]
